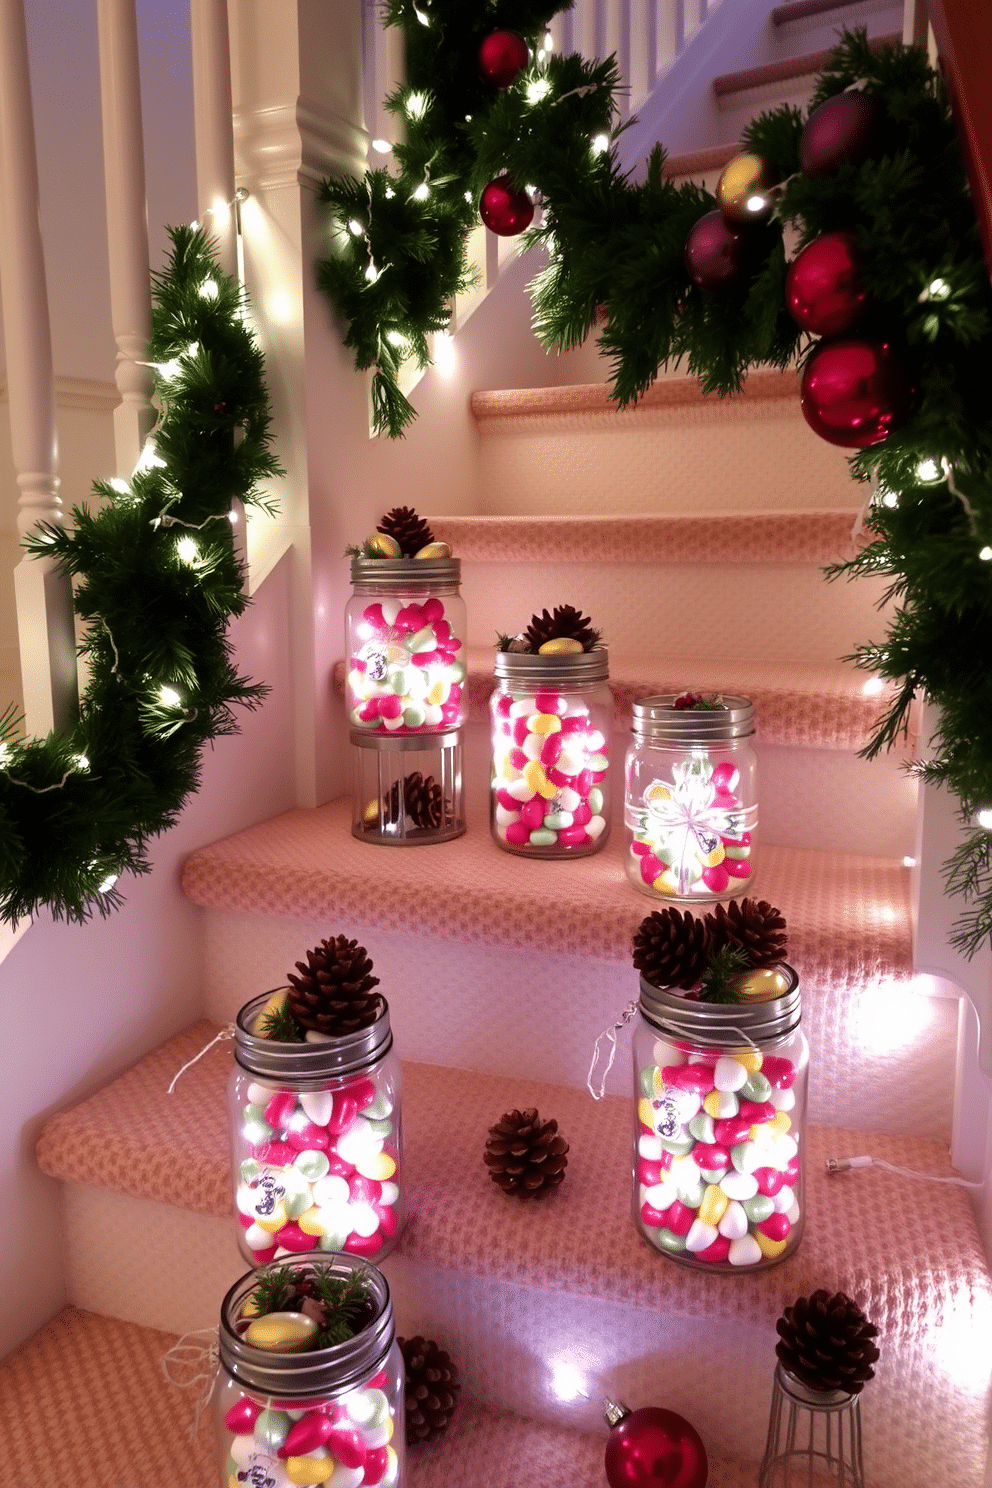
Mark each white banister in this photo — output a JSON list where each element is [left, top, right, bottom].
[[0, 0, 78, 736], [96, 0, 154, 477], [190, 0, 238, 279]]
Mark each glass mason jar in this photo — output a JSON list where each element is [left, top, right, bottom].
[[230, 992, 404, 1267], [490, 648, 611, 857], [216, 1253, 404, 1488], [632, 966, 808, 1272], [625, 694, 757, 901], [350, 730, 465, 846], [346, 556, 466, 736]]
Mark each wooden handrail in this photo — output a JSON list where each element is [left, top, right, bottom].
[[926, 0, 992, 280]]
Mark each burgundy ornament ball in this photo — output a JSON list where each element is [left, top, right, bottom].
[[480, 175, 534, 237], [478, 29, 530, 88], [786, 231, 869, 336], [684, 210, 748, 291], [800, 338, 913, 448], [800, 90, 880, 176], [604, 1403, 708, 1488]]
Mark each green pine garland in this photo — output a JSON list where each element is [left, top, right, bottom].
[[0, 226, 281, 925], [318, 13, 992, 956]]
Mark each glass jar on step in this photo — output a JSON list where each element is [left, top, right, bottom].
[[216, 1252, 404, 1488], [490, 647, 611, 856], [346, 556, 466, 735], [632, 966, 807, 1271], [230, 992, 404, 1266], [625, 694, 757, 901]]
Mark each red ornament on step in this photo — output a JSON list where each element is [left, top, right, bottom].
[[684, 210, 747, 291], [478, 29, 530, 88], [480, 175, 534, 236], [604, 1399, 708, 1488], [786, 231, 868, 336], [800, 90, 880, 176], [800, 338, 913, 448]]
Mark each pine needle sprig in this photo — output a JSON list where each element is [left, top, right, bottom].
[[309, 1266, 374, 1348], [247, 1265, 301, 1320], [258, 1008, 306, 1043], [697, 945, 751, 1004]]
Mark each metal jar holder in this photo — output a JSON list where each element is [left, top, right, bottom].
[[758, 1365, 866, 1486]]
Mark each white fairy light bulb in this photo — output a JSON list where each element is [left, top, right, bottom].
[[405, 91, 427, 120], [861, 676, 886, 696], [544, 29, 553, 49], [156, 357, 182, 381], [385, 187, 395, 200], [979, 546, 992, 561], [176, 536, 198, 563], [74, 754, 90, 770], [916, 458, 941, 483], [385, 331, 407, 348], [98, 873, 118, 893], [881, 489, 899, 508], [977, 808, 992, 830], [365, 263, 380, 282], [526, 78, 552, 105], [159, 685, 182, 707], [198, 279, 219, 299], [348, 218, 365, 236], [135, 441, 167, 473], [412, 182, 430, 200], [592, 133, 609, 154], [109, 477, 130, 495], [928, 277, 950, 300], [371, 139, 392, 154], [413, 4, 430, 23]]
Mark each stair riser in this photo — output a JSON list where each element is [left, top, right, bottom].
[[200, 909, 957, 1140], [770, 0, 904, 59]]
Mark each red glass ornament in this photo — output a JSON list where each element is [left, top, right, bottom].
[[480, 175, 534, 237], [478, 29, 530, 88], [800, 338, 913, 448], [604, 1402, 708, 1488], [800, 91, 880, 177], [683, 210, 747, 291], [785, 231, 868, 336]]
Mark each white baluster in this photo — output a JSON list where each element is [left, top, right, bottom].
[[0, 0, 77, 735], [190, 0, 238, 278], [96, 0, 154, 477], [603, 0, 627, 116], [629, 0, 654, 108], [574, 0, 598, 61], [656, 0, 681, 74]]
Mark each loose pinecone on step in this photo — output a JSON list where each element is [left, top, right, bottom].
[[377, 506, 434, 556], [632, 906, 712, 990], [522, 604, 599, 652], [386, 771, 442, 830], [285, 935, 383, 1036], [484, 1108, 569, 1198], [708, 897, 787, 969], [399, 1335, 461, 1443], [776, 1290, 880, 1395]]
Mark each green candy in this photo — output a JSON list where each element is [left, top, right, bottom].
[[255, 1409, 290, 1451], [240, 1158, 263, 1185], [293, 1149, 330, 1182], [243, 1103, 268, 1126], [588, 752, 609, 772], [699, 1166, 727, 1185], [387, 669, 408, 695], [658, 1134, 694, 1157], [282, 1187, 312, 1218], [319, 1228, 351, 1252], [367, 1117, 394, 1137], [543, 812, 572, 830], [638, 1065, 656, 1098], [364, 1090, 393, 1119], [742, 1194, 775, 1223], [403, 705, 427, 729], [689, 1113, 715, 1143], [529, 828, 558, 847], [450, 661, 466, 683], [588, 787, 604, 815], [653, 1227, 688, 1254], [677, 1178, 705, 1208], [742, 1072, 772, 1103], [731, 1141, 754, 1174]]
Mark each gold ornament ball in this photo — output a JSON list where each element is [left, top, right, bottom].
[[368, 531, 401, 558], [737, 966, 791, 1002], [716, 152, 779, 224], [413, 541, 452, 559], [538, 637, 585, 655]]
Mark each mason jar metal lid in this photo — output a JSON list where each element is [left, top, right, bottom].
[[350, 555, 460, 588], [631, 693, 754, 741], [234, 991, 393, 1082], [218, 1253, 394, 1397], [638, 963, 800, 1044], [492, 646, 609, 684]]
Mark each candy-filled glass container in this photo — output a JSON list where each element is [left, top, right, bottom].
[[230, 977, 403, 1266], [625, 693, 757, 901], [490, 648, 611, 857], [632, 967, 807, 1271], [216, 1253, 404, 1488], [346, 556, 466, 736]]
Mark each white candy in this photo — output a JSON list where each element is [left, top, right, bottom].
[[244, 1222, 277, 1252], [586, 815, 607, 840], [423, 703, 443, 726], [717, 1201, 749, 1239], [327, 1467, 365, 1488], [506, 778, 537, 802], [379, 598, 401, 625], [246, 1081, 280, 1106], [336, 1121, 383, 1166], [556, 747, 585, 776], [787, 1198, 801, 1224], [654, 1040, 686, 1068], [509, 696, 538, 717], [522, 732, 543, 760], [771, 1087, 796, 1112], [685, 1218, 718, 1252], [773, 1185, 795, 1214], [638, 1134, 663, 1161], [558, 787, 581, 811], [586, 729, 606, 751], [495, 804, 521, 826], [645, 1181, 679, 1211], [312, 1175, 350, 1208], [714, 1056, 749, 1092], [379, 1181, 400, 1206], [300, 1090, 334, 1126], [707, 1090, 739, 1119], [719, 1170, 759, 1200], [728, 1233, 763, 1267], [349, 1201, 381, 1238]]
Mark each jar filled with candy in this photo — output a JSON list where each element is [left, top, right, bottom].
[[229, 936, 403, 1266], [625, 693, 757, 901], [630, 900, 807, 1271], [216, 1252, 404, 1488], [490, 605, 611, 858]]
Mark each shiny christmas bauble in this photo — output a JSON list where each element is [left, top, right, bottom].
[[684, 210, 748, 291], [800, 338, 913, 448], [604, 1404, 708, 1488], [478, 29, 530, 88], [785, 231, 869, 336], [800, 90, 880, 176], [480, 175, 535, 236], [715, 151, 779, 223]]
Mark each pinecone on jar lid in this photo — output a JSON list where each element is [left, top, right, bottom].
[[285, 935, 383, 1037], [385, 771, 442, 830], [709, 897, 787, 970], [633, 906, 712, 991], [776, 1290, 880, 1396], [483, 1108, 569, 1198], [377, 506, 435, 556], [521, 604, 601, 654], [399, 1335, 461, 1443]]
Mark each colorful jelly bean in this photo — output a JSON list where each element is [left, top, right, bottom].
[[348, 596, 464, 735], [491, 688, 609, 855], [625, 748, 757, 902], [222, 1379, 400, 1488]]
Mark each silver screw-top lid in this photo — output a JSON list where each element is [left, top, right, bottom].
[[493, 646, 609, 685], [637, 963, 800, 1044], [350, 555, 460, 589], [234, 991, 393, 1083], [631, 694, 754, 741], [218, 1253, 395, 1398]]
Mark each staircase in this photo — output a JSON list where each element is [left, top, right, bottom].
[[3, 1, 990, 1486]]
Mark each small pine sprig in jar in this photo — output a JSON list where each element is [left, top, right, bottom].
[[241, 1262, 376, 1352]]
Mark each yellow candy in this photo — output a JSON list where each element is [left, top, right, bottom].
[[528, 713, 562, 736], [652, 870, 679, 895], [253, 1200, 288, 1233], [523, 759, 557, 800], [698, 1184, 729, 1227], [286, 1457, 334, 1486], [229, 1475, 240, 1488], [645, 783, 671, 804], [768, 1111, 792, 1133], [500, 757, 523, 781], [363, 798, 381, 823], [297, 1206, 331, 1237], [754, 1230, 789, 1260], [368, 531, 401, 557], [252, 987, 288, 1034], [652, 1067, 666, 1096], [703, 1090, 733, 1119], [426, 680, 449, 706], [413, 541, 452, 559], [733, 1047, 764, 1073], [697, 841, 726, 868], [357, 1151, 397, 1182], [385, 1417, 394, 1442], [244, 1312, 319, 1353], [739, 967, 792, 1002], [538, 637, 584, 654], [638, 1097, 656, 1128]]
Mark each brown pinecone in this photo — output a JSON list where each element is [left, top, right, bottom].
[[522, 604, 599, 652], [285, 936, 383, 1036], [377, 506, 434, 556], [385, 771, 442, 830], [708, 897, 787, 969], [776, 1290, 880, 1395], [632, 907, 712, 990], [399, 1335, 461, 1443], [483, 1108, 569, 1198]]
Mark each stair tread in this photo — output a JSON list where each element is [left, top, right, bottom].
[[662, 141, 742, 177], [772, 0, 876, 22], [178, 795, 911, 982], [714, 32, 901, 96], [471, 367, 801, 422], [37, 1026, 989, 1344]]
